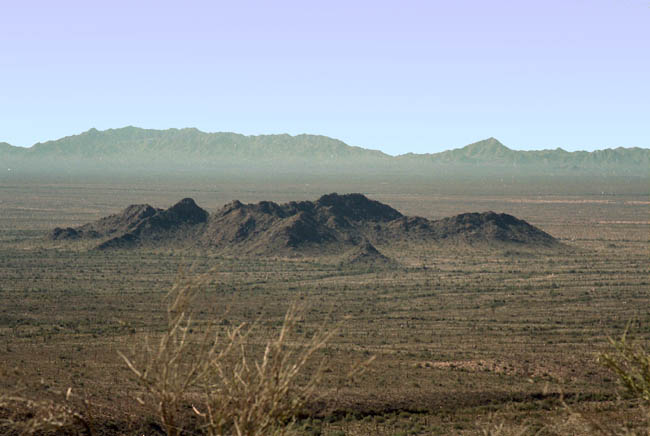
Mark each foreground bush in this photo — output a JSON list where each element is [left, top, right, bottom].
[[599, 327, 650, 404], [119, 269, 334, 436]]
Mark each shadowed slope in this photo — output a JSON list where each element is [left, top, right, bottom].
[[200, 194, 400, 255], [431, 212, 557, 245], [339, 239, 397, 268], [97, 198, 208, 249], [50, 194, 559, 255], [50, 199, 208, 248], [51, 204, 161, 240]]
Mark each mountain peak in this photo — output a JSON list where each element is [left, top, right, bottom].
[[459, 138, 512, 158], [164, 198, 209, 224], [316, 193, 403, 222], [465, 137, 508, 150]]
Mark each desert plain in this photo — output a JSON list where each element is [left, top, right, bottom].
[[1, 171, 648, 435]]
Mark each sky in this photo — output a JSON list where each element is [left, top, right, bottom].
[[1, 0, 649, 155]]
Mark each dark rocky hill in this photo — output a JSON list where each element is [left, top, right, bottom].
[[339, 240, 397, 268], [51, 204, 161, 240], [430, 212, 556, 244], [199, 193, 402, 255], [49, 194, 559, 256], [51, 198, 208, 249]]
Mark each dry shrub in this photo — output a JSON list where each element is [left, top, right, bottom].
[[120, 268, 346, 436], [528, 326, 650, 436], [599, 327, 650, 404], [0, 370, 90, 435], [118, 268, 222, 436], [197, 304, 334, 436]]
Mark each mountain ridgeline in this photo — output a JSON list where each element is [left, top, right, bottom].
[[2, 127, 648, 175], [50, 194, 560, 265], [3, 127, 387, 165]]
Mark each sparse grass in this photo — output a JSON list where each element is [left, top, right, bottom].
[[0, 178, 649, 434], [198, 304, 335, 436], [0, 368, 91, 435], [118, 268, 221, 436], [120, 268, 341, 436], [599, 326, 650, 404]]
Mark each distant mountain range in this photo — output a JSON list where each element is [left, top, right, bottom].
[[1, 127, 387, 161], [2, 127, 648, 174], [397, 137, 650, 169]]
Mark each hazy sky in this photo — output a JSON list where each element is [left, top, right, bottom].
[[2, 0, 648, 154]]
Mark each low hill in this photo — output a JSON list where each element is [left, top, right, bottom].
[[49, 194, 559, 258], [51, 198, 208, 249], [430, 212, 557, 245], [200, 193, 403, 255], [339, 240, 397, 268]]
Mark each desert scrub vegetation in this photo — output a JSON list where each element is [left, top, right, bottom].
[[0, 368, 91, 435], [119, 268, 339, 436], [551, 329, 650, 435], [599, 327, 650, 404], [478, 329, 650, 436]]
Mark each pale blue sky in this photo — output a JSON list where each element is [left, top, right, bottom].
[[2, 0, 648, 154]]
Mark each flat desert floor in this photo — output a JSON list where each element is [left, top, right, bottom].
[[1, 174, 648, 435]]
